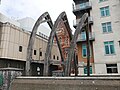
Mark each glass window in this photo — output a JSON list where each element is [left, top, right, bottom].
[[81, 32, 86, 40], [82, 44, 87, 57], [34, 50, 36, 55], [19, 46, 22, 52], [84, 66, 92, 74], [100, 6, 110, 16], [99, 0, 108, 2], [53, 55, 55, 59], [99, 0, 103, 2], [80, 3, 86, 9], [40, 52, 42, 56], [57, 56, 59, 60], [0, 73, 3, 86], [82, 44, 92, 57], [106, 64, 118, 73], [102, 22, 112, 33], [104, 41, 115, 55]]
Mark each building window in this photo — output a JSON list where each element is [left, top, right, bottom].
[[99, 0, 108, 2], [53, 55, 55, 59], [57, 56, 59, 60], [40, 52, 42, 56], [81, 32, 86, 40], [106, 64, 118, 73], [100, 6, 110, 16], [118, 41, 120, 46], [82, 44, 87, 57], [82, 44, 92, 58], [80, 3, 86, 9], [19, 46, 22, 52], [102, 22, 112, 33], [34, 50, 36, 55], [104, 41, 115, 55], [84, 66, 92, 74]]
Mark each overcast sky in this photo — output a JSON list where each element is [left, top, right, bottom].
[[0, 0, 75, 33]]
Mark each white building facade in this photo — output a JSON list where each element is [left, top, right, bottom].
[[73, 0, 120, 75], [91, 0, 120, 74], [0, 13, 61, 76]]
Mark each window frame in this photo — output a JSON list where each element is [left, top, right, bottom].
[[104, 41, 115, 55], [34, 50, 36, 55], [84, 66, 92, 74], [57, 56, 59, 60], [82, 44, 87, 57], [19, 46, 22, 52], [40, 51, 42, 56], [99, 0, 108, 3], [53, 55, 55, 60], [106, 64, 118, 73], [82, 44, 92, 58], [102, 22, 112, 33], [100, 6, 110, 17]]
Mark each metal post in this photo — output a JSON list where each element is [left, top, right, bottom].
[[86, 19, 90, 76], [74, 52, 78, 76], [65, 13, 88, 76]]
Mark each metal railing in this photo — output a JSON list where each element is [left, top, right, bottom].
[[73, 1, 92, 11], [73, 16, 93, 26], [77, 32, 95, 42]]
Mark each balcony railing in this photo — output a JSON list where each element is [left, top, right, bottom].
[[73, 1, 92, 12], [73, 16, 93, 27], [77, 32, 95, 42]]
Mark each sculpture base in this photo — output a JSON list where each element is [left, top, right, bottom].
[[11, 76, 120, 90]]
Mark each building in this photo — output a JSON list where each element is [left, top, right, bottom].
[[73, 0, 120, 75], [0, 13, 61, 76], [17, 17, 51, 36], [55, 20, 72, 60]]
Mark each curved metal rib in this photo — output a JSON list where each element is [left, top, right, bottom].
[[26, 12, 64, 76], [43, 11, 70, 76], [45, 14, 65, 69], [26, 12, 50, 76], [65, 13, 88, 76]]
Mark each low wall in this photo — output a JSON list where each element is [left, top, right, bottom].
[[10, 76, 120, 90]]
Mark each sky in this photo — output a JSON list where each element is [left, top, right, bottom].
[[0, 0, 75, 34]]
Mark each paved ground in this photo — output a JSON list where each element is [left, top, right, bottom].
[[10, 76, 120, 90]]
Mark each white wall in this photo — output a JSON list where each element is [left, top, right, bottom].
[[95, 64, 107, 74], [0, 23, 61, 62], [90, 0, 120, 74]]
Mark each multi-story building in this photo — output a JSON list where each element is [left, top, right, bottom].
[[0, 13, 61, 76], [73, 0, 120, 75]]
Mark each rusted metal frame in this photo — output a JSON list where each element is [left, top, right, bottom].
[[26, 12, 52, 76], [65, 13, 88, 76], [43, 12, 67, 76]]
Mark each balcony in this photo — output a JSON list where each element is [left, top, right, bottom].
[[73, 2, 92, 13], [73, 16, 93, 28], [73, 0, 80, 2], [77, 32, 95, 42]]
